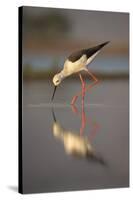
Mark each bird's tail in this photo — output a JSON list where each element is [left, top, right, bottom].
[[98, 41, 110, 49]]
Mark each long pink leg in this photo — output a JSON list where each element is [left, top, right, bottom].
[[85, 69, 99, 92], [79, 74, 86, 105], [71, 69, 99, 105], [71, 73, 86, 105]]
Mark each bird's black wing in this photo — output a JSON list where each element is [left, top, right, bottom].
[[68, 49, 85, 63], [83, 41, 110, 59], [68, 41, 110, 63]]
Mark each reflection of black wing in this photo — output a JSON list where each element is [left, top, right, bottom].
[[68, 41, 110, 63], [86, 152, 107, 166]]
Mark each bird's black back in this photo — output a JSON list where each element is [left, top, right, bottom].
[[68, 41, 109, 63]]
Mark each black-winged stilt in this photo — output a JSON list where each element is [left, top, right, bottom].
[[51, 41, 110, 104]]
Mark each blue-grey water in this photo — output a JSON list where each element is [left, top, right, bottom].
[[22, 79, 129, 194], [23, 54, 129, 74]]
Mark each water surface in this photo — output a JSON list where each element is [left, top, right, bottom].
[[22, 79, 129, 193]]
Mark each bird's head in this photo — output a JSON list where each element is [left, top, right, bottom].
[[53, 73, 62, 86]]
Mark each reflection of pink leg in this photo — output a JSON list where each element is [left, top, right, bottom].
[[79, 74, 86, 136], [71, 97, 86, 136], [80, 101, 86, 136], [88, 122, 100, 141], [71, 104, 79, 114]]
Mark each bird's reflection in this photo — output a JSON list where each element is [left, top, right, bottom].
[[52, 102, 106, 165]]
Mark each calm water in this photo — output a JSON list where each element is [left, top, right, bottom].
[[22, 79, 129, 194]]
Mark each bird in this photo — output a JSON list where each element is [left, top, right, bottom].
[[51, 41, 110, 104]]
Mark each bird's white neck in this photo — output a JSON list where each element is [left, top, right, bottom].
[[59, 70, 66, 80]]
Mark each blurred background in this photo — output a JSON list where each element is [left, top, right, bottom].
[[22, 6, 129, 80]]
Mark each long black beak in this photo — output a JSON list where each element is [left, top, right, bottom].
[[51, 86, 57, 101]]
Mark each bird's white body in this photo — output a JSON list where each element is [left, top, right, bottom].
[[62, 51, 99, 77], [63, 55, 87, 76]]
